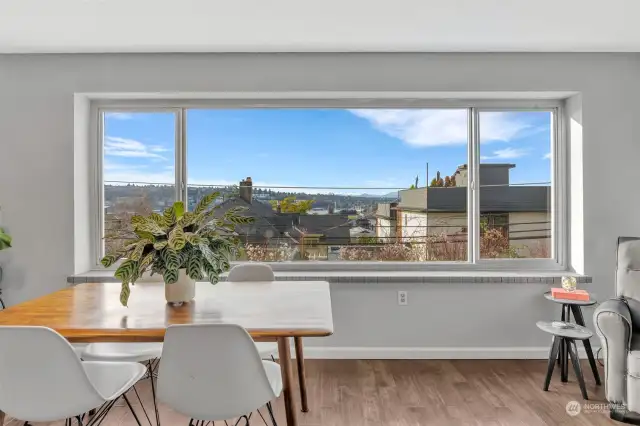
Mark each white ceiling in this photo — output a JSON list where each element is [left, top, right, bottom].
[[1, 0, 638, 53]]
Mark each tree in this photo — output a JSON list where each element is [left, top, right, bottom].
[[105, 192, 154, 254], [430, 170, 456, 187], [269, 196, 314, 214], [430, 171, 445, 187]]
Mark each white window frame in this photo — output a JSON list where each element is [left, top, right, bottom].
[[91, 95, 566, 272]]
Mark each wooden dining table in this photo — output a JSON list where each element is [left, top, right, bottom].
[[0, 280, 334, 426]]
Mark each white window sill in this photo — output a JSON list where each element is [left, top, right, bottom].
[[69, 270, 591, 285]]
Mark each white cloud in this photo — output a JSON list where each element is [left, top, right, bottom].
[[104, 161, 174, 184], [350, 109, 530, 147], [481, 147, 529, 160], [105, 112, 135, 120], [543, 152, 551, 159], [104, 136, 169, 160]]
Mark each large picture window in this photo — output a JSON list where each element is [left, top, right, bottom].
[[96, 100, 563, 269]]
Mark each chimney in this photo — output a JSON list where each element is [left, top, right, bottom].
[[239, 177, 253, 204]]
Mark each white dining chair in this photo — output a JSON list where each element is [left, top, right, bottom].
[[228, 263, 310, 413], [227, 263, 278, 360], [80, 342, 163, 425], [157, 323, 282, 425], [227, 263, 276, 282], [0, 326, 146, 425]]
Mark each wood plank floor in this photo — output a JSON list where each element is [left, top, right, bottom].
[[6, 360, 615, 426]]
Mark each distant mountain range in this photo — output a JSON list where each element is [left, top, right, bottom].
[[359, 192, 399, 199]]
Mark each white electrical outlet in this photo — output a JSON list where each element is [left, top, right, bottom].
[[398, 290, 408, 305]]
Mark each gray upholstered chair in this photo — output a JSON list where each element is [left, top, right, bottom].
[[594, 237, 640, 422]]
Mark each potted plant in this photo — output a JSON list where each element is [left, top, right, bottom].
[[101, 192, 253, 306], [0, 227, 11, 251]]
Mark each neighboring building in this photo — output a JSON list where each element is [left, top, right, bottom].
[[349, 226, 377, 243], [309, 201, 336, 215], [375, 164, 551, 257], [291, 214, 351, 259], [375, 202, 398, 244], [214, 177, 350, 260]]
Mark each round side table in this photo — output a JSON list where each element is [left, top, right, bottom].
[[537, 321, 593, 399], [543, 291, 601, 387]]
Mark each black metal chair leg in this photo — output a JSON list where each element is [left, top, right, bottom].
[[233, 416, 250, 426], [544, 336, 562, 391], [266, 402, 278, 426], [123, 393, 144, 426], [149, 360, 162, 426], [132, 384, 153, 426], [85, 399, 117, 426], [567, 339, 588, 400]]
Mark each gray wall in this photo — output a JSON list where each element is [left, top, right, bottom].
[[1, 53, 640, 352]]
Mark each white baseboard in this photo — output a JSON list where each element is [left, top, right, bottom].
[[296, 346, 601, 360]]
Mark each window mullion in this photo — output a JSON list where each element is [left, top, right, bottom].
[[469, 107, 481, 264], [174, 108, 186, 204]]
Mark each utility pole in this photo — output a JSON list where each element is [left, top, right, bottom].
[[426, 162, 429, 187]]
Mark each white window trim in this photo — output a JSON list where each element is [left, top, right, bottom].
[[90, 94, 567, 273]]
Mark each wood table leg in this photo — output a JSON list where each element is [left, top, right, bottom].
[[278, 337, 298, 426], [294, 337, 309, 412]]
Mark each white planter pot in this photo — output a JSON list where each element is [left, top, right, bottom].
[[165, 269, 195, 306]]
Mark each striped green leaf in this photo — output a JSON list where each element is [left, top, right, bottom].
[[130, 215, 148, 226], [178, 212, 196, 228], [101, 250, 125, 268], [185, 232, 204, 246], [129, 239, 151, 261], [198, 243, 216, 266], [224, 208, 255, 225], [173, 201, 185, 220], [163, 268, 179, 284], [138, 252, 154, 275], [224, 206, 248, 215], [120, 282, 131, 307], [161, 248, 179, 270], [163, 205, 176, 224], [150, 212, 168, 228], [114, 259, 137, 283], [203, 261, 220, 284], [177, 247, 190, 268], [153, 240, 168, 250], [194, 192, 220, 215], [0, 228, 12, 250], [187, 255, 203, 280], [134, 229, 156, 241], [134, 221, 166, 236], [168, 227, 187, 251]]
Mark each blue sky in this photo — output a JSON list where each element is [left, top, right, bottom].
[[104, 109, 551, 194]]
